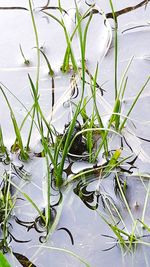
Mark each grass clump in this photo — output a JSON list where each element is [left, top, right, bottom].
[[0, 1, 149, 265], [0, 172, 14, 253], [0, 86, 29, 161]]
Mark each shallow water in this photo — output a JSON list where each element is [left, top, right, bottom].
[[0, 0, 150, 266]]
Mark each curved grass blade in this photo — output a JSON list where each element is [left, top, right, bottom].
[[8, 179, 46, 224], [19, 44, 30, 65], [119, 76, 150, 131], [39, 49, 54, 76], [31, 245, 90, 267]]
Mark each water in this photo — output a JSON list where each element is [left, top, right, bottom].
[[0, 0, 150, 266]]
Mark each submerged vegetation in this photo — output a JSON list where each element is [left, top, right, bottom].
[[0, 0, 150, 266]]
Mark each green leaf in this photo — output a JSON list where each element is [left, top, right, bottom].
[[111, 98, 121, 130], [105, 149, 121, 173], [0, 252, 11, 267]]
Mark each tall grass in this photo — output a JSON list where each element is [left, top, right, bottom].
[[43, 0, 78, 72], [26, 0, 41, 151], [52, 0, 95, 186], [0, 1, 149, 264], [109, 0, 118, 100]]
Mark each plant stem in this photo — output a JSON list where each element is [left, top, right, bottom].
[[119, 76, 150, 131], [109, 0, 118, 100]]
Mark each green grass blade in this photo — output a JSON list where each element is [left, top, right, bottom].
[[104, 149, 121, 173], [0, 86, 28, 160], [83, 13, 93, 59], [0, 125, 6, 154], [40, 49, 54, 76], [0, 252, 11, 267], [33, 245, 90, 267], [118, 56, 134, 99], [110, 98, 121, 130], [29, 0, 40, 90], [19, 44, 30, 65], [119, 76, 150, 131], [9, 180, 46, 224], [26, 74, 41, 150], [43, 10, 77, 72], [109, 0, 118, 99], [91, 63, 108, 157], [61, 5, 94, 71]]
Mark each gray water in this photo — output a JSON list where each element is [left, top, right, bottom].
[[0, 0, 150, 266]]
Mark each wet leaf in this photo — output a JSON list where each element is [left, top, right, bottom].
[[104, 149, 121, 173], [13, 253, 36, 267], [106, 0, 149, 19], [0, 7, 28, 11], [39, 49, 54, 77]]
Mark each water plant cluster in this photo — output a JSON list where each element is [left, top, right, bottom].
[[0, 0, 150, 266]]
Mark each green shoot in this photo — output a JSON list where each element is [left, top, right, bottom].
[[19, 44, 30, 65], [109, 0, 118, 100], [40, 49, 54, 76], [91, 63, 108, 159], [61, 4, 94, 72], [8, 179, 46, 224], [51, 0, 93, 186], [43, 1, 78, 73], [104, 149, 122, 173], [0, 86, 28, 160], [27, 0, 41, 150]]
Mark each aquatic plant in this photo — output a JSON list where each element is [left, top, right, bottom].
[[0, 0, 150, 265], [0, 86, 29, 161]]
